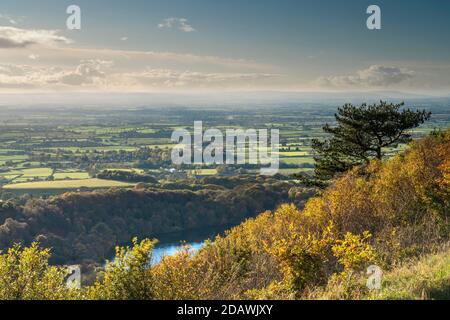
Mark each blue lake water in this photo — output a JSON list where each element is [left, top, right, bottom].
[[151, 241, 204, 265], [149, 226, 230, 265]]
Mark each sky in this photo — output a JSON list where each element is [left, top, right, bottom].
[[0, 0, 449, 96]]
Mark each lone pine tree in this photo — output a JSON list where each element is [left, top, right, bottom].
[[312, 101, 431, 182]]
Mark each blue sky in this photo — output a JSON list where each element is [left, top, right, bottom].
[[0, 0, 449, 94]]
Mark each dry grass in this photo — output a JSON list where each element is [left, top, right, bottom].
[[370, 247, 450, 300], [3, 178, 135, 190], [309, 247, 450, 300]]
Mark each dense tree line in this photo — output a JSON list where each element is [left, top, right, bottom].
[[96, 170, 158, 183], [0, 176, 314, 267], [30, 146, 172, 168]]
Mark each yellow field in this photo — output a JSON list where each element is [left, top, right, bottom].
[[53, 172, 90, 180], [277, 151, 310, 157], [3, 178, 135, 190], [191, 169, 218, 176], [21, 168, 53, 177], [2, 175, 20, 180]]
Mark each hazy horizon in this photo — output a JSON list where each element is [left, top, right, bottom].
[[0, 90, 449, 108]]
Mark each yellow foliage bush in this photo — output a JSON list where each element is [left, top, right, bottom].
[[0, 243, 78, 300], [304, 131, 450, 255], [332, 231, 378, 272], [87, 238, 156, 300], [153, 245, 209, 300]]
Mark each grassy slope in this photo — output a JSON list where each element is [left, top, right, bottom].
[[371, 248, 450, 300]]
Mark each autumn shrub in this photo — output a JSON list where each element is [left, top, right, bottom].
[[332, 231, 378, 273], [153, 246, 208, 300], [268, 235, 326, 294], [303, 130, 450, 262], [242, 131, 449, 299], [87, 238, 156, 300], [0, 243, 78, 300]]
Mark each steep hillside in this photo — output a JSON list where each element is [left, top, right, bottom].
[[0, 131, 448, 300], [146, 130, 449, 300]]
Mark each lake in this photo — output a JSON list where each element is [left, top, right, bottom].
[[150, 226, 230, 265], [152, 242, 204, 265]]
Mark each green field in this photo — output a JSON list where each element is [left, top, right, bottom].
[[276, 168, 314, 175], [0, 155, 28, 161], [280, 157, 315, 165], [0, 104, 448, 197]]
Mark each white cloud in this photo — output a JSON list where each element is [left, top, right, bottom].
[[0, 62, 276, 91], [0, 64, 47, 88], [0, 13, 23, 25], [158, 17, 196, 32], [316, 65, 415, 88], [20, 46, 271, 73], [55, 60, 112, 86], [0, 25, 282, 92], [0, 60, 113, 88], [122, 69, 277, 88], [0, 26, 71, 48]]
